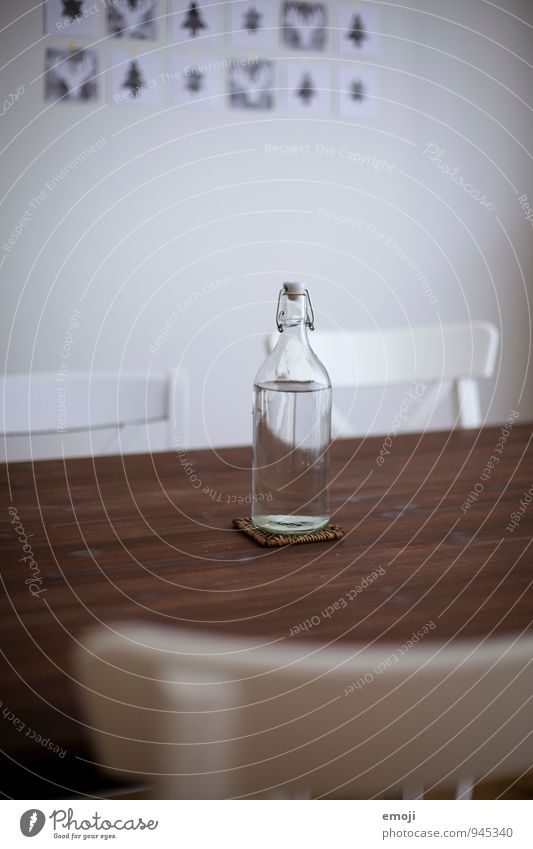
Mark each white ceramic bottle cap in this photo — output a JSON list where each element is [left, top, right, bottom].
[[283, 282, 306, 295]]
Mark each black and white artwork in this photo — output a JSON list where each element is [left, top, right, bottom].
[[337, 65, 376, 119], [43, 0, 102, 37], [228, 1, 277, 49], [44, 48, 98, 103], [107, 0, 159, 41], [170, 0, 223, 44], [285, 62, 331, 115], [281, 2, 327, 51], [170, 55, 222, 109], [229, 59, 274, 109], [336, 2, 380, 56], [109, 51, 162, 105]]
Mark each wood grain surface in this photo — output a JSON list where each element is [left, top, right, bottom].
[[1, 424, 532, 793]]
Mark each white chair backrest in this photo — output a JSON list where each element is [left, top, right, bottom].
[[267, 321, 499, 434], [1, 369, 188, 458], [75, 624, 532, 800]]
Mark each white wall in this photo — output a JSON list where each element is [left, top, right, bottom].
[[1, 0, 532, 456]]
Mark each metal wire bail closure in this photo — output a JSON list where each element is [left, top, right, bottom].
[[276, 286, 315, 333]]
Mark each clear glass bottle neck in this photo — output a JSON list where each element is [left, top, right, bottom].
[[254, 287, 330, 387], [277, 293, 310, 341]]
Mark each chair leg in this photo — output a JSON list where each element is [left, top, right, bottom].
[[455, 378, 482, 429], [402, 782, 424, 800], [154, 676, 239, 799], [455, 776, 474, 800]]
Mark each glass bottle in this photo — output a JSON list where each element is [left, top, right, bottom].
[[252, 282, 332, 534]]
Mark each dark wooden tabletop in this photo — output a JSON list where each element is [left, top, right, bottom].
[[1, 424, 532, 794]]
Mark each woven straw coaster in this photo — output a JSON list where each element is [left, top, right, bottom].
[[233, 517, 345, 547]]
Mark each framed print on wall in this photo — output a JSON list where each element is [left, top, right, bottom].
[[107, 0, 161, 41], [281, 2, 328, 51], [228, 58, 275, 110], [336, 2, 380, 57], [43, 0, 103, 37], [337, 64, 377, 119], [284, 61, 332, 116], [44, 47, 99, 103], [227, 1, 278, 49], [169, 54, 223, 110], [169, 1, 224, 45], [109, 50, 163, 105]]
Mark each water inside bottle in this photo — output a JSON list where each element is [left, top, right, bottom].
[[252, 380, 331, 534]]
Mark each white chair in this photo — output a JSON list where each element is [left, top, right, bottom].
[[75, 624, 532, 800], [267, 321, 499, 437], [0, 369, 188, 460]]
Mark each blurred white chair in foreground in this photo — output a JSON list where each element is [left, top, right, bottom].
[[75, 624, 532, 800], [267, 321, 499, 437], [1, 370, 188, 461]]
